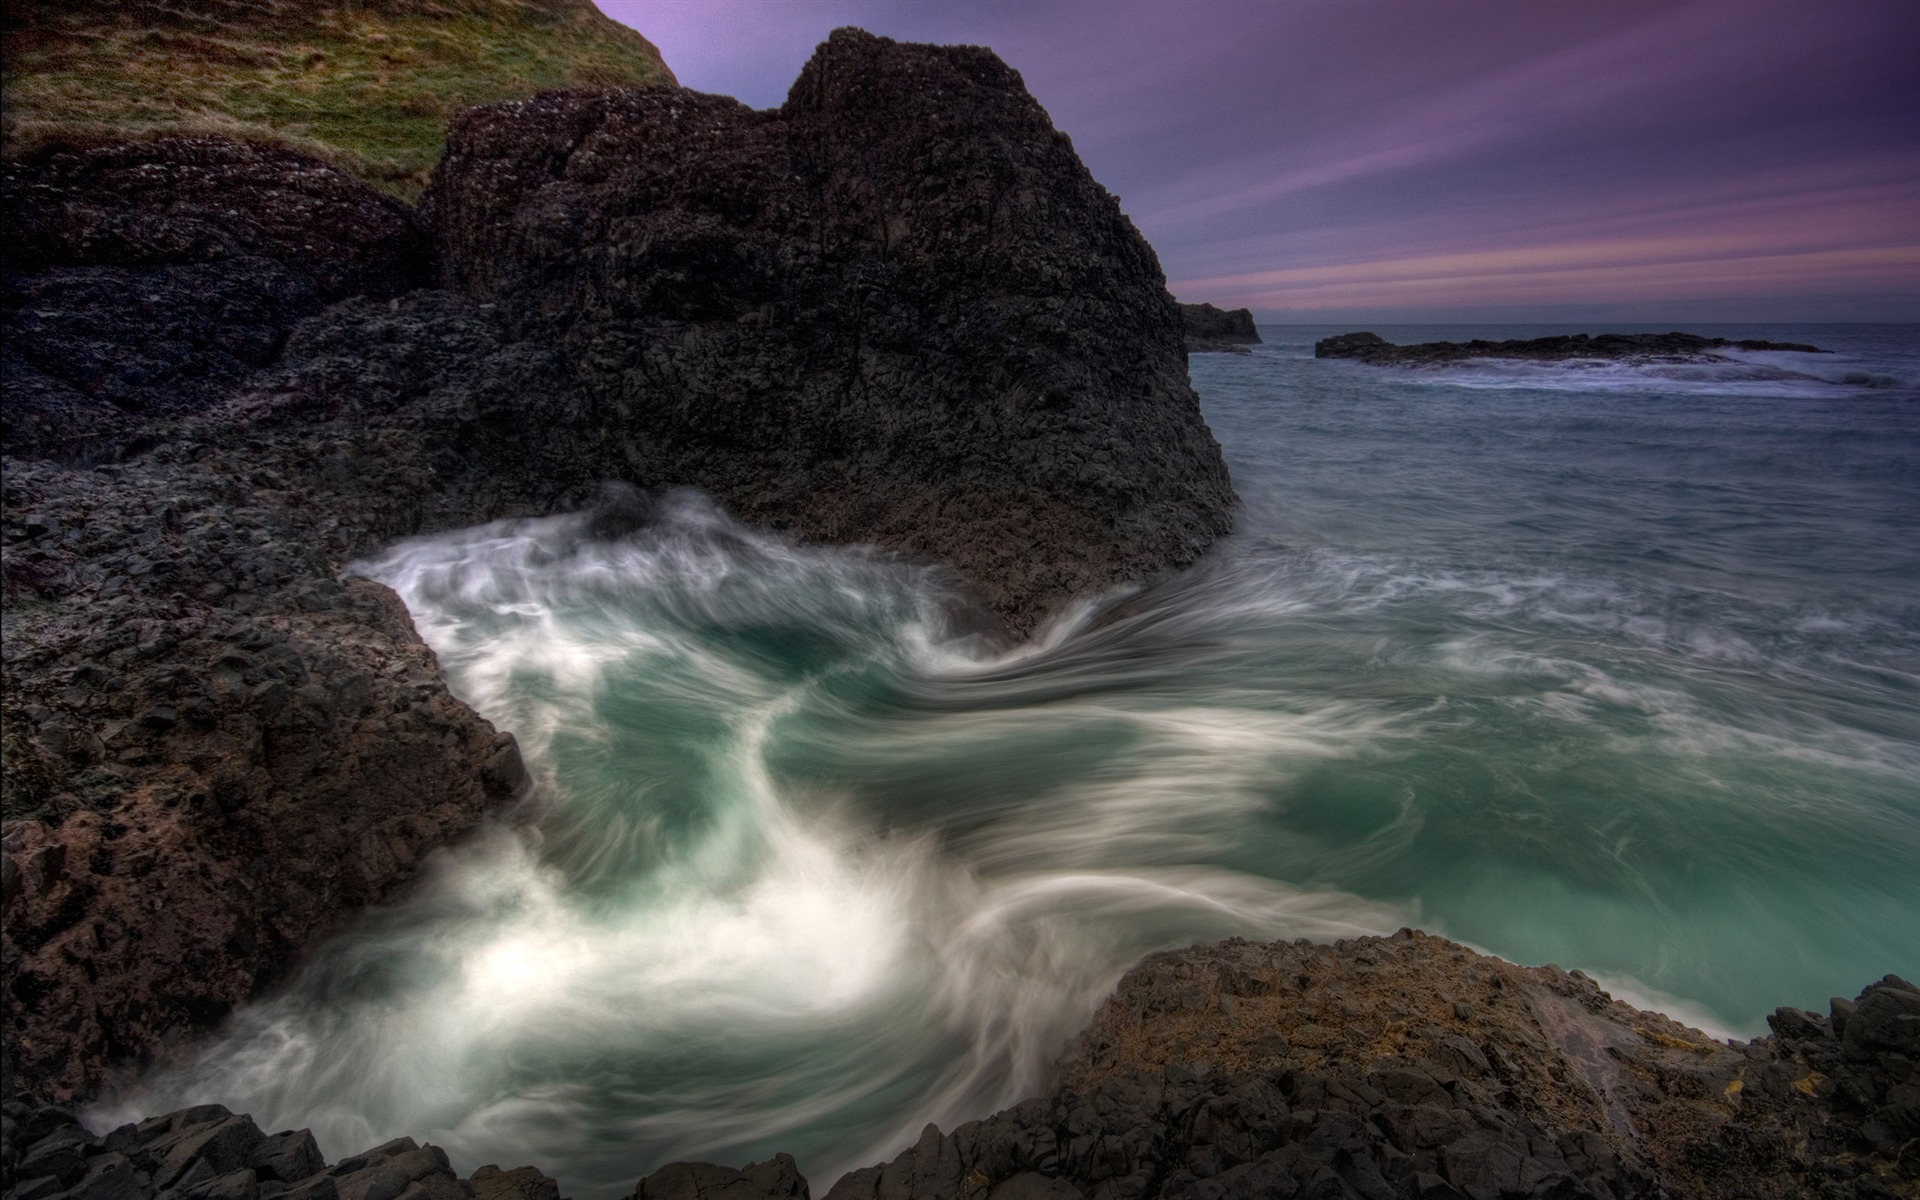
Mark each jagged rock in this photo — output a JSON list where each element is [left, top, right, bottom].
[[1176, 303, 1260, 354], [1313, 330, 1827, 365], [823, 934, 1917, 1199], [468, 1166, 560, 1200], [428, 27, 1236, 629], [0, 260, 320, 462], [632, 1156, 808, 1200], [0, 139, 428, 464], [0, 1099, 559, 1200], [0, 452, 524, 1101]]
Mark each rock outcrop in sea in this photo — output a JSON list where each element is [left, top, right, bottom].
[[1177, 303, 1261, 354], [2, 29, 1234, 1099], [429, 27, 1234, 625], [1314, 330, 1827, 366]]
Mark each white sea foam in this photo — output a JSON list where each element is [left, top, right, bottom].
[[95, 403, 1920, 1195]]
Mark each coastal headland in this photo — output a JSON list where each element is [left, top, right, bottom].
[[1, 9, 1913, 1200]]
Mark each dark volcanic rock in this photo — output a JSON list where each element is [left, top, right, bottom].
[[428, 27, 1236, 629], [827, 933, 1917, 1200], [1314, 329, 1827, 365], [0, 1098, 565, 1200], [4, 939, 1913, 1200], [0, 149, 543, 1099], [1, 139, 431, 464], [2, 27, 1240, 1099], [1, 260, 318, 461], [633, 1156, 809, 1200], [0, 138, 431, 303], [1, 451, 524, 1102], [1177, 303, 1260, 354]]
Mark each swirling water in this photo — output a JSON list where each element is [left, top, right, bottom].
[[103, 324, 1920, 1194]]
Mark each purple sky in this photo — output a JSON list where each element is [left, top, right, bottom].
[[597, 0, 1920, 322]]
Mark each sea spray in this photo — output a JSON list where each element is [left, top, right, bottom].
[[98, 493, 1401, 1194], [100, 326, 1920, 1196]]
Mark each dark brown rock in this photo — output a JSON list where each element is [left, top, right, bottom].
[[1, 452, 523, 1102], [427, 28, 1235, 630], [633, 1156, 808, 1200]]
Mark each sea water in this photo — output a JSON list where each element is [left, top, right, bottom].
[[101, 324, 1920, 1195]]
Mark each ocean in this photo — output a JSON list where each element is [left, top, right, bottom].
[[100, 324, 1920, 1195]]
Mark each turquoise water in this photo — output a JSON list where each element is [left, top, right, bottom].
[[103, 324, 1920, 1195]]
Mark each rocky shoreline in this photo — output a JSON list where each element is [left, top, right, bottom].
[[3, 29, 1230, 1103], [1313, 331, 1828, 366], [6, 933, 1915, 1200], [2, 21, 1912, 1200]]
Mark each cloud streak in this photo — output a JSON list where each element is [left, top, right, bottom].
[[598, 0, 1920, 320]]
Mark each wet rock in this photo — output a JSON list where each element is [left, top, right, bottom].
[[252, 1134, 325, 1187], [1, 455, 521, 1100], [467, 1166, 559, 1200], [828, 935, 1916, 1200], [0, 1097, 546, 1200], [633, 1155, 808, 1200]]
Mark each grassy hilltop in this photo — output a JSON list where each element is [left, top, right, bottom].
[[1, 0, 675, 196]]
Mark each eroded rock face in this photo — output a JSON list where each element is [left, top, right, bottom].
[[428, 27, 1236, 629], [0, 143, 541, 1101], [0, 138, 431, 302], [831, 933, 1919, 1200], [1, 452, 524, 1102]]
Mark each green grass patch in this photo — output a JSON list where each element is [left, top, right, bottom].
[[2, 0, 676, 197]]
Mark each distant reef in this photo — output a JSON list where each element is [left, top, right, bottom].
[[1315, 330, 1827, 366], [1, 27, 1232, 1099], [1178, 302, 1262, 354]]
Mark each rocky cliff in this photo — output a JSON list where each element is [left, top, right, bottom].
[[2, 29, 1236, 1099]]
